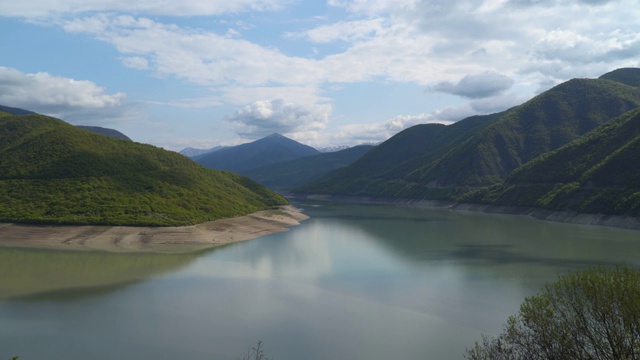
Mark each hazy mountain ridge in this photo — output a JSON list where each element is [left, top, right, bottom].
[[243, 144, 375, 191], [194, 133, 321, 173], [76, 125, 132, 141], [299, 69, 640, 203], [0, 113, 287, 226], [179, 146, 225, 158]]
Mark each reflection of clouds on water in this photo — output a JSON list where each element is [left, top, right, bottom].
[[182, 222, 334, 280]]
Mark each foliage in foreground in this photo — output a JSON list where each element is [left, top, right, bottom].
[[466, 265, 640, 360], [237, 341, 272, 360]]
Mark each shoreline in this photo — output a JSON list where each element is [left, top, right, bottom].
[[0, 205, 309, 253], [293, 194, 640, 231]]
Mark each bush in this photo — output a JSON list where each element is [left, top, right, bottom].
[[466, 265, 640, 360]]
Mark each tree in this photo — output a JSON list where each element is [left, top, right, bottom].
[[236, 340, 273, 360], [466, 265, 640, 360]]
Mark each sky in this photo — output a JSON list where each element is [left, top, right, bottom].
[[1, 0, 639, 151]]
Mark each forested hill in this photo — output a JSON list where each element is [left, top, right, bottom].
[[299, 68, 640, 199], [0, 113, 287, 226], [463, 107, 640, 217]]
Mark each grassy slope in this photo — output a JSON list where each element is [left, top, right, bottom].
[[300, 71, 640, 199], [243, 145, 374, 191], [0, 114, 287, 226], [462, 108, 640, 216]]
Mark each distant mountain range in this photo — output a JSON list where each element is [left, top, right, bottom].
[[193, 133, 321, 173], [179, 146, 225, 158], [76, 125, 132, 141], [0, 110, 286, 226], [3, 68, 640, 224], [243, 145, 375, 191], [297, 68, 640, 219]]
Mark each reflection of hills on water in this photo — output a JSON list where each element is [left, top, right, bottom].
[[302, 202, 640, 276], [0, 247, 209, 300]]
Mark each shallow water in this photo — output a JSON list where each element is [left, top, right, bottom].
[[1, 202, 639, 359]]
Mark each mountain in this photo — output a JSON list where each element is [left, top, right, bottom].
[[316, 145, 351, 153], [0, 113, 287, 226], [599, 67, 640, 87], [76, 125, 132, 141], [179, 146, 224, 158], [463, 107, 640, 217], [194, 133, 321, 173], [300, 69, 640, 199], [0, 105, 36, 116], [243, 145, 375, 191]]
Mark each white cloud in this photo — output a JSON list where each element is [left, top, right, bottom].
[[121, 56, 149, 70], [0, 0, 291, 18], [226, 99, 331, 139], [432, 72, 515, 99], [331, 113, 454, 146], [0, 66, 136, 124], [62, 15, 324, 87], [288, 18, 386, 43]]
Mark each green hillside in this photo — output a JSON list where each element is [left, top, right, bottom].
[[464, 108, 640, 216], [243, 145, 374, 191], [300, 113, 498, 196], [0, 113, 287, 226], [299, 69, 640, 200]]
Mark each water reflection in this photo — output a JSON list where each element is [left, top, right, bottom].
[[2, 202, 640, 360], [0, 247, 205, 300], [300, 201, 640, 269]]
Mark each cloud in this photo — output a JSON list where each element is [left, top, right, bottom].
[[226, 99, 331, 139], [62, 15, 324, 87], [0, 0, 291, 18], [287, 18, 386, 43], [432, 72, 515, 99], [332, 114, 454, 145], [0, 66, 136, 124], [121, 56, 149, 70]]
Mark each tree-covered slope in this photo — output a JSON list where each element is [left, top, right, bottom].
[[299, 70, 640, 199], [243, 144, 374, 191], [0, 113, 287, 226], [194, 133, 320, 173], [599, 68, 640, 87], [463, 108, 640, 216], [299, 113, 498, 195]]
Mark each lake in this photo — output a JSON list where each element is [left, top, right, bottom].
[[1, 201, 639, 360]]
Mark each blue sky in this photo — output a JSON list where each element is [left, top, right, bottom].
[[1, 0, 639, 150]]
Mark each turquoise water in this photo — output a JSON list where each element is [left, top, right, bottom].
[[1, 202, 639, 359]]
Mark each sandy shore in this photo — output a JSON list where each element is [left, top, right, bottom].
[[0, 205, 309, 253]]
